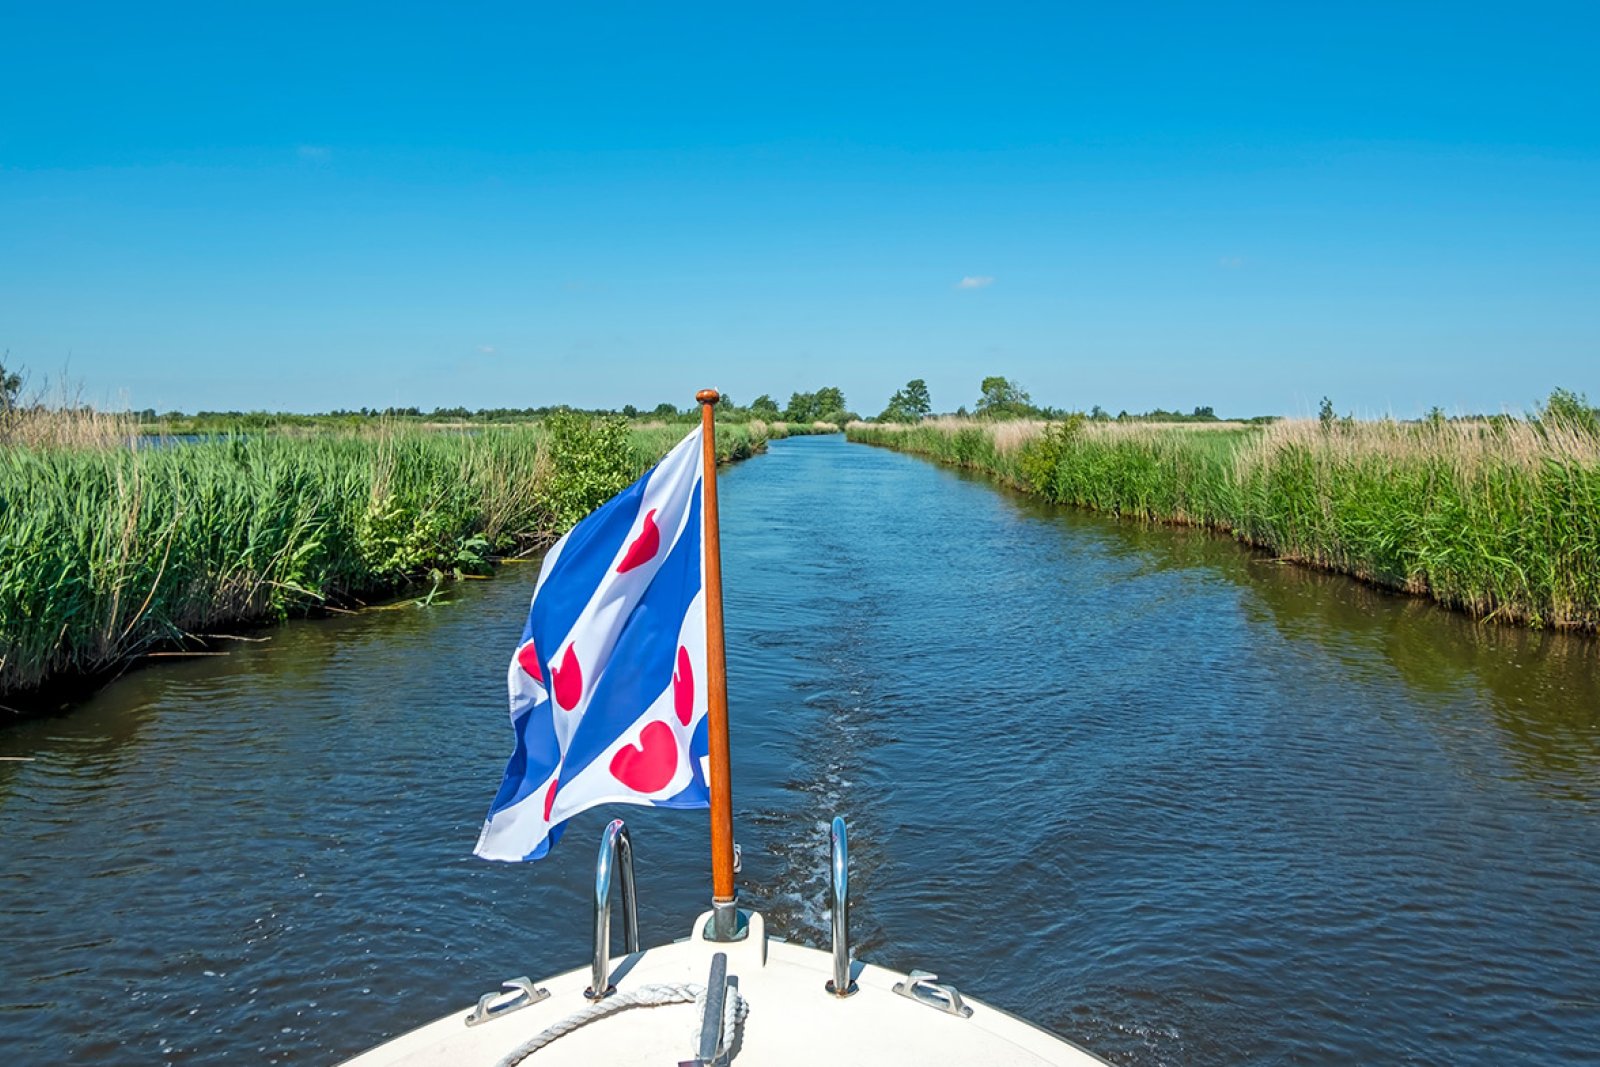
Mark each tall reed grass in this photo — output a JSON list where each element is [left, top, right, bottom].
[[848, 417, 1600, 630], [0, 414, 769, 703], [0, 403, 138, 451]]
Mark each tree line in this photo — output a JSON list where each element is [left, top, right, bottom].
[[3, 352, 1593, 434]]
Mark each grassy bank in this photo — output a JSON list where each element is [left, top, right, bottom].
[[847, 418, 1600, 631], [0, 413, 774, 707]]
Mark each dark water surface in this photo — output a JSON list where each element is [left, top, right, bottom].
[[3, 435, 1598, 1064]]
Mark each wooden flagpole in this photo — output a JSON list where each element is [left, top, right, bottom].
[[696, 388, 739, 939]]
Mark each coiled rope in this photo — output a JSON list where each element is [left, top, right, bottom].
[[493, 981, 748, 1067]]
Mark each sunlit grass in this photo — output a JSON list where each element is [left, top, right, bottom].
[[0, 414, 771, 699], [848, 418, 1600, 630]]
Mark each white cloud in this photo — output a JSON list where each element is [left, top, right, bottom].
[[477, 345, 496, 354], [955, 276, 994, 290]]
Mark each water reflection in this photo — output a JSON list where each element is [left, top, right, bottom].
[[996, 481, 1600, 803]]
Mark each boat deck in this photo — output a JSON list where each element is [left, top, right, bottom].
[[342, 910, 1108, 1066]]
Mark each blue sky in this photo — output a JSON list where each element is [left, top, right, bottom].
[[2, 2, 1596, 418]]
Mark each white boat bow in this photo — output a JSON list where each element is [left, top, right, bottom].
[[343, 819, 1109, 1066]]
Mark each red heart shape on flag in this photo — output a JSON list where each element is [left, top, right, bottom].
[[552, 644, 583, 710], [608, 721, 678, 794], [616, 509, 661, 573], [674, 645, 693, 725], [516, 638, 543, 683]]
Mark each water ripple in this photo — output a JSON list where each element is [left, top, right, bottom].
[[2, 436, 1598, 1064]]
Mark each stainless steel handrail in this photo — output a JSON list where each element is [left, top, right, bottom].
[[826, 815, 855, 996], [585, 818, 639, 999]]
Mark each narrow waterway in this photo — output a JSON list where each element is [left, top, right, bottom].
[[2, 434, 1597, 1065]]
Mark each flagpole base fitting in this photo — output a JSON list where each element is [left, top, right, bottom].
[[824, 978, 858, 998], [703, 900, 748, 943], [583, 984, 616, 1001]]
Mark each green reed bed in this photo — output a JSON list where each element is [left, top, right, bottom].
[[847, 418, 1600, 630], [0, 413, 769, 702]]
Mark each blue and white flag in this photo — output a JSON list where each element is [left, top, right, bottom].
[[475, 428, 710, 862]]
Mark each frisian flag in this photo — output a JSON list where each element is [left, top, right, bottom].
[[474, 427, 710, 862]]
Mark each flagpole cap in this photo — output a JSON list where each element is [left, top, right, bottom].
[[696, 389, 720, 405]]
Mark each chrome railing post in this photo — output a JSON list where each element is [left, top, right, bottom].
[[826, 815, 855, 996], [585, 818, 639, 999]]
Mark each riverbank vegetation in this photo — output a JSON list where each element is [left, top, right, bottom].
[[866, 373, 1284, 426], [848, 407, 1600, 631], [121, 390, 850, 436], [0, 408, 781, 708]]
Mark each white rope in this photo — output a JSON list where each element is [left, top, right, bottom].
[[690, 980, 750, 1061], [494, 981, 747, 1067]]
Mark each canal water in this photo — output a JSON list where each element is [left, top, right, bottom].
[[2, 434, 1597, 1065]]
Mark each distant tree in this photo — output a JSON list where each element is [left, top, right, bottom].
[[899, 379, 930, 418], [1318, 396, 1335, 430], [876, 399, 912, 423], [652, 401, 678, 418], [878, 378, 932, 422], [813, 386, 847, 419], [1539, 387, 1599, 436], [750, 394, 781, 418], [621, 403, 639, 418], [1425, 405, 1446, 427], [1, 356, 22, 411], [1192, 405, 1216, 420], [784, 391, 818, 422], [1089, 404, 1107, 421], [975, 376, 1033, 419]]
